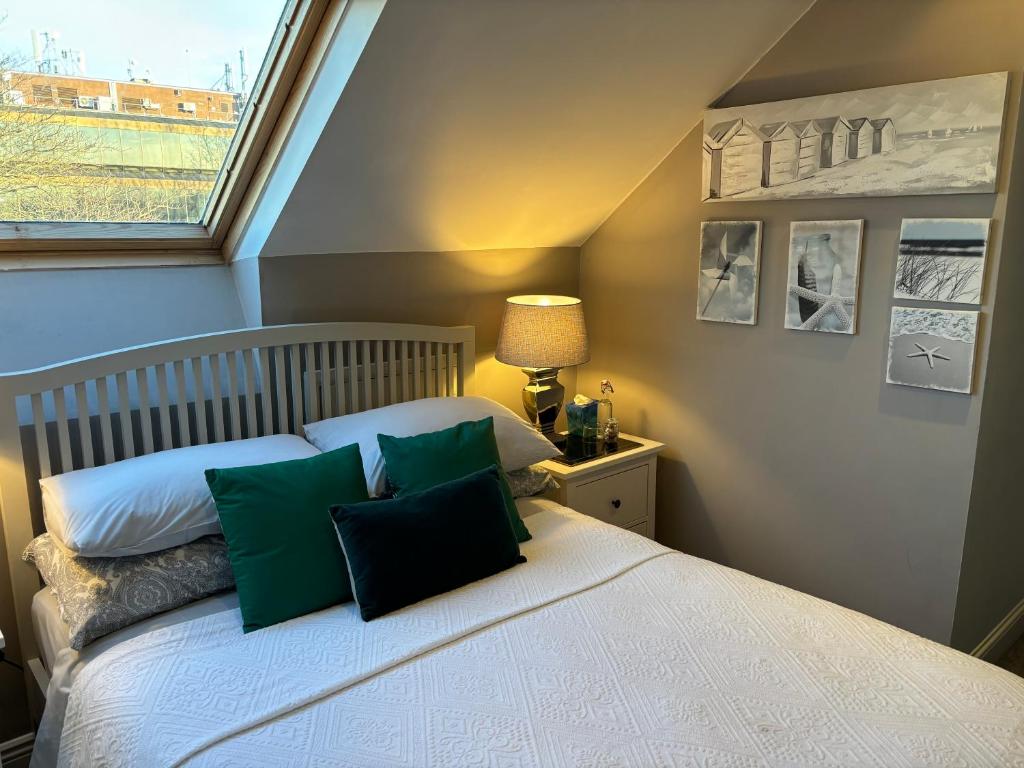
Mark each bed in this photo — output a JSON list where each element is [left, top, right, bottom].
[[1, 323, 1022, 767]]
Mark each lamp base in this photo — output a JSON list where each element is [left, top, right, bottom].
[[521, 367, 563, 438]]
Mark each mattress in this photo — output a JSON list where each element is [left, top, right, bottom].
[[50, 499, 1024, 768], [31, 588, 66, 676]]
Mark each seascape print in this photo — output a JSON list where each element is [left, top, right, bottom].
[[886, 307, 979, 394], [893, 218, 989, 304], [702, 73, 1007, 201]]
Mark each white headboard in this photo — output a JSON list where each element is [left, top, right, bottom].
[[0, 322, 475, 666]]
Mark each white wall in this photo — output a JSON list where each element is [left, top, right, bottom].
[[0, 265, 246, 372]]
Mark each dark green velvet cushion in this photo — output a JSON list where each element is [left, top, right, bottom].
[[376, 416, 531, 542], [205, 443, 369, 632], [331, 465, 526, 621]]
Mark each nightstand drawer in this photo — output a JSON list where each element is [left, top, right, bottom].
[[626, 519, 648, 537], [570, 464, 648, 528]]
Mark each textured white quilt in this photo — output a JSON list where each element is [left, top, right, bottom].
[[57, 503, 1024, 767]]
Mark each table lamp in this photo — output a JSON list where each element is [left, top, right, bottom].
[[495, 295, 590, 437]]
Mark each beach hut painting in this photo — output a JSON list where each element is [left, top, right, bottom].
[[701, 72, 1008, 201], [760, 122, 800, 187], [871, 118, 896, 154], [703, 118, 765, 199], [791, 120, 822, 178], [816, 116, 851, 169], [846, 117, 874, 159]]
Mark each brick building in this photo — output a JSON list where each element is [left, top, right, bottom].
[[0, 71, 240, 223], [2, 71, 239, 122]]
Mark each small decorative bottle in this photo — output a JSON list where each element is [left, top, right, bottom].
[[604, 416, 619, 446], [598, 379, 618, 445]]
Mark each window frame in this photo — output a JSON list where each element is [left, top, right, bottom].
[[0, 0, 336, 268]]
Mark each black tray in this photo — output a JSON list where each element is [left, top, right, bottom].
[[547, 435, 643, 467]]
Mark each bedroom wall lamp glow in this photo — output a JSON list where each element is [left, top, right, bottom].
[[496, 295, 590, 437]]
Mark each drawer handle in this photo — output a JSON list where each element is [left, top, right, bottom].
[[611, 498, 621, 509]]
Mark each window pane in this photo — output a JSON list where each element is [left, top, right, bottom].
[[120, 129, 143, 166], [141, 131, 162, 167], [160, 132, 183, 169], [99, 128, 122, 166], [0, 1, 284, 224]]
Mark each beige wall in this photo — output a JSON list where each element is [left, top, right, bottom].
[[578, 0, 1024, 646], [258, 248, 581, 422], [953, 87, 1024, 650], [260, 0, 811, 257]]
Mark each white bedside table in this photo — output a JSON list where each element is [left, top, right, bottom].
[[538, 434, 664, 538]]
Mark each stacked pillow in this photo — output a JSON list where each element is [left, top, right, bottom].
[[30, 435, 321, 646], [23, 533, 234, 650], [26, 396, 557, 643], [302, 395, 560, 496], [40, 435, 321, 558]]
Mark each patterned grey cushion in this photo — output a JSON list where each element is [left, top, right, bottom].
[[505, 465, 559, 498], [23, 533, 234, 650]]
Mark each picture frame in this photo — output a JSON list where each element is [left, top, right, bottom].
[[886, 307, 979, 394], [696, 220, 763, 325], [784, 220, 864, 334], [893, 218, 991, 305], [702, 72, 1008, 202]]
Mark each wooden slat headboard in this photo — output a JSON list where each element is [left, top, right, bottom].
[[0, 322, 475, 666]]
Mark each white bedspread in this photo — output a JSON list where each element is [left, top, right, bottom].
[[56, 503, 1024, 767]]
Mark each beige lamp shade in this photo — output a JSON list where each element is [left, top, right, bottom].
[[495, 295, 590, 369]]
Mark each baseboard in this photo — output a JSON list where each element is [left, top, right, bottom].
[[972, 596, 1024, 661], [1, 732, 35, 765]]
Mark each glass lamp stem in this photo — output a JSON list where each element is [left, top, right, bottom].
[[520, 367, 563, 437]]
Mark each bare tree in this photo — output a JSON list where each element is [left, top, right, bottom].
[[0, 46, 232, 224]]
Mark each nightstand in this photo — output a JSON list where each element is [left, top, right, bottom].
[[538, 433, 664, 538]]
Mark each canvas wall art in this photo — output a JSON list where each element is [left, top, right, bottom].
[[886, 307, 979, 394], [702, 72, 1008, 202], [697, 220, 762, 324], [894, 218, 990, 304], [785, 220, 863, 334]]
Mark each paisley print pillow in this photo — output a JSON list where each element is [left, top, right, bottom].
[[505, 465, 559, 498], [23, 533, 234, 650]]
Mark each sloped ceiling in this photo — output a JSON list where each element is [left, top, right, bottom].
[[261, 0, 813, 257]]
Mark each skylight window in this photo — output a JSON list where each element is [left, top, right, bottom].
[[0, 1, 286, 225]]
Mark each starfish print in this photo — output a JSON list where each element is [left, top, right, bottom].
[[787, 282, 856, 331], [906, 342, 951, 369]]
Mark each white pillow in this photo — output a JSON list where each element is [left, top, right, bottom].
[[303, 396, 560, 496], [41, 435, 321, 558]]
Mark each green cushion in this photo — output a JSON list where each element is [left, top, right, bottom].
[[205, 444, 369, 632], [331, 465, 526, 621], [377, 417, 531, 542]]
